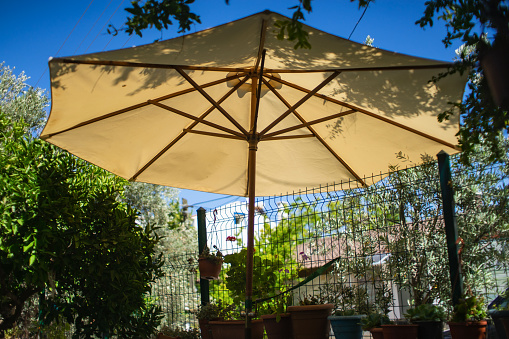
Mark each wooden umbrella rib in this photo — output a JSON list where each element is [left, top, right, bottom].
[[263, 74, 460, 151], [261, 134, 315, 141], [261, 63, 454, 73], [53, 58, 252, 73], [259, 71, 341, 136], [262, 109, 357, 139], [173, 66, 250, 137], [130, 77, 250, 181], [54, 57, 453, 73], [183, 129, 245, 140], [147, 100, 245, 139], [40, 74, 244, 139], [262, 79, 367, 186]]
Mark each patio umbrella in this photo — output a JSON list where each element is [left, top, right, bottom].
[[40, 10, 466, 336]]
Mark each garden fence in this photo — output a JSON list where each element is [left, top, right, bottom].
[[153, 156, 509, 337]]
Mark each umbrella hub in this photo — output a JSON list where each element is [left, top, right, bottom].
[[248, 133, 260, 151], [226, 71, 282, 97]]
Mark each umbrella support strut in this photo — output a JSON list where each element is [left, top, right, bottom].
[[245, 138, 257, 339]]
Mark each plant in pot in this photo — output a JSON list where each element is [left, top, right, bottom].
[[208, 248, 285, 339], [259, 292, 294, 339], [157, 326, 200, 339], [448, 294, 488, 339], [405, 304, 446, 339], [287, 294, 334, 339], [361, 313, 392, 339], [198, 245, 223, 280], [489, 283, 509, 339], [195, 300, 235, 339], [321, 283, 370, 339]]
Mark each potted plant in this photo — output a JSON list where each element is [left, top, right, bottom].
[[361, 313, 391, 339], [198, 245, 223, 280], [405, 304, 446, 339], [322, 284, 370, 339], [157, 326, 200, 339], [381, 318, 418, 339], [260, 293, 293, 339], [448, 295, 488, 339], [195, 300, 235, 339], [489, 285, 509, 339], [287, 294, 334, 339], [208, 305, 265, 339]]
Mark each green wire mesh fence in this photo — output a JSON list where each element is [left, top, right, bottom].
[[153, 156, 509, 335]]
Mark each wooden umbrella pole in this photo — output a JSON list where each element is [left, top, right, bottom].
[[245, 138, 257, 339], [245, 48, 266, 339]]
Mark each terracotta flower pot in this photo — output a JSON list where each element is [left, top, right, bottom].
[[370, 327, 384, 339], [261, 313, 293, 339], [381, 324, 418, 339], [287, 303, 334, 339], [198, 258, 222, 280], [414, 320, 443, 339], [448, 320, 487, 339], [198, 318, 214, 339], [209, 319, 264, 339], [157, 334, 178, 339]]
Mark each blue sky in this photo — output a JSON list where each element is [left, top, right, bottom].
[[0, 0, 465, 210]]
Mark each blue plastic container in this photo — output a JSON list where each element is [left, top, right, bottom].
[[328, 315, 365, 339]]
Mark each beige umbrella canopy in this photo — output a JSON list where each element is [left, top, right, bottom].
[[41, 10, 465, 334]]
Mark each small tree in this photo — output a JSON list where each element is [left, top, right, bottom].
[[0, 113, 164, 337]]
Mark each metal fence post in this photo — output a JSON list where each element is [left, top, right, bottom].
[[437, 150, 463, 305], [197, 207, 210, 305]]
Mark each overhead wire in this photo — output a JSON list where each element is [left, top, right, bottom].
[[86, 0, 125, 53], [74, 0, 115, 54], [35, 0, 95, 86]]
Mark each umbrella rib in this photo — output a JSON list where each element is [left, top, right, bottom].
[[261, 134, 315, 141], [40, 74, 244, 139], [130, 76, 251, 181], [183, 129, 245, 140], [264, 74, 460, 150], [53, 58, 453, 73], [261, 79, 367, 186], [262, 63, 454, 73], [147, 101, 246, 138], [262, 109, 357, 139], [173, 66, 250, 137], [259, 71, 341, 136], [52, 58, 253, 73]]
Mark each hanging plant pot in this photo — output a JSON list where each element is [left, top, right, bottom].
[[479, 39, 509, 111], [448, 320, 487, 339], [288, 303, 334, 339], [261, 313, 293, 339], [198, 258, 223, 280]]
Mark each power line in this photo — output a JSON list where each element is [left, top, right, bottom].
[[74, 0, 115, 54], [86, 0, 125, 53]]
